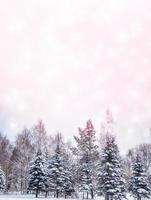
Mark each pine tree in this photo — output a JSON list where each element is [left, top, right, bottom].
[[63, 161, 75, 198], [48, 133, 75, 198], [129, 154, 150, 200], [43, 151, 50, 198], [79, 156, 93, 199], [74, 120, 98, 199], [27, 150, 47, 198], [0, 165, 5, 191], [48, 143, 66, 198], [97, 134, 126, 200]]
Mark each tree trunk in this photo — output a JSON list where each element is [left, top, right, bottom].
[[45, 191, 48, 198], [106, 194, 109, 200], [86, 191, 89, 199], [137, 194, 139, 200], [21, 180, 23, 194], [56, 190, 59, 198], [36, 190, 38, 198], [90, 189, 94, 199]]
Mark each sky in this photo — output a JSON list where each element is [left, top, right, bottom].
[[0, 0, 151, 153]]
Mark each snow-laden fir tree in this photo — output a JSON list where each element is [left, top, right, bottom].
[[97, 134, 126, 200], [74, 120, 98, 199], [27, 150, 48, 198], [48, 145, 65, 198], [48, 133, 75, 198], [129, 154, 150, 200], [43, 150, 50, 198], [63, 160, 75, 198], [79, 155, 93, 199], [0, 165, 5, 191]]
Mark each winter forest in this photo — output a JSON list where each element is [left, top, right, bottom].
[[1, 0, 151, 199], [0, 110, 151, 200]]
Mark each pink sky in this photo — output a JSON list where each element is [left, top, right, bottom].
[[0, 0, 151, 153]]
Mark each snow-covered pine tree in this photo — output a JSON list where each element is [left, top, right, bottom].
[[97, 134, 126, 200], [0, 165, 5, 191], [79, 155, 93, 199], [129, 154, 150, 200], [74, 120, 98, 199], [48, 143, 66, 198], [48, 133, 75, 198], [63, 161, 75, 198], [63, 140, 76, 198], [43, 150, 50, 198], [27, 150, 48, 198]]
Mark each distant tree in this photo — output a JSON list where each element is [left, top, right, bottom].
[[0, 133, 12, 192], [27, 150, 47, 198], [100, 109, 114, 148], [74, 120, 98, 199], [32, 121, 48, 153], [137, 144, 151, 172], [129, 154, 150, 200], [122, 149, 135, 190], [0, 165, 5, 191], [128, 144, 151, 173], [138, 144, 151, 187], [11, 127, 34, 193], [97, 134, 126, 200], [126, 143, 151, 189]]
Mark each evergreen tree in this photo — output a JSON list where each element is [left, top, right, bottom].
[[79, 156, 93, 199], [27, 151, 47, 198], [43, 151, 50, 198], [129, 154, 150, 200], [63, 160, 75, 198], [48, 143, 67, 198], [74, 120, 98, 199], [48, 133, 75, 198], [97, 134, 126, 200], [0, 165, 5, 191]]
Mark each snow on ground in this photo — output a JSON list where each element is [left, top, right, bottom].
[[0, 194, 134, 200], [0, 195, 80, 200], [0, 194, 82, 200], [0, 194, 53, 199]]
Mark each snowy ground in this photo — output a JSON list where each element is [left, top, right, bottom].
[[0, 194, 51, 199], [0, 194, 133, 200], [0, 195, 80, 200], [0, 194, 85, 200]]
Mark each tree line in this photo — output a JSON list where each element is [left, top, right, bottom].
[[0, 111, 151, 200]]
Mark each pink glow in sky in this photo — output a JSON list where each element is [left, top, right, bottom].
[[0, 0, 151, 153]]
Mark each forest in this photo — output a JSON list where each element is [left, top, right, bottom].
[[0, 111, 151, 200]]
